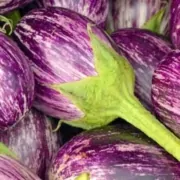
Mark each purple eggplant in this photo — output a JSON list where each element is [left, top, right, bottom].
[[14, 7, 111, 120], [170, 0, 180, 48], [0, 0, 33, 14], [49, 125, 180, 180], [0, 108, 61, 179], [0, 155, 40, 179], [40, 0, 109, 27], [110, 0, 168, 34], [13, 8, 180, 160], [152, 50, 180, 137], [0, 32, 34, 131], [111, 28, 172, 111]]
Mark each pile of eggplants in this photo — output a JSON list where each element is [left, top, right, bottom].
[[1, 0, 180, 180], [13, 5, 180, 161], [0, 108, 61, 179], [49, 125, 180, 179]]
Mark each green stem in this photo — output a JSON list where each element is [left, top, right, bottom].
[[0, 15, 13, 35], [116, 95, 180, 160]]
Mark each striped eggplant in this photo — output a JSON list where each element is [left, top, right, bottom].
[[14, 7, 180, 160], [49, 125, 180, 180], [170, 0, 180, 48], [152, 50, 180, 137], [14, 7, 111, 120], [0, 32, 34, 131], [0, 155, 40, 180], [0, 108, 61, 179], [0, 0, 33, 14], [110, 0, 168, 33], [40, 0, 109, 27], [111, 28, 172, 111]]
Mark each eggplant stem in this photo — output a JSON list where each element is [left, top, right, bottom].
[[0, 15, 13, 35], [115, 95, 180, 161]]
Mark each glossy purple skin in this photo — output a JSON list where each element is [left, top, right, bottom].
[[0, 0, 33, 14], [14, 7, 111, 119], [41, 0, 109, 27], [0, 108, 61, 179], [152, 50, 180, 137], [170, 0, 180, 48], [111, 0, 168, 31], [49, 125, 180, 180], [111, 28, 172, 111], [0, 155, 40, 180], [0, 32, 34, 131]]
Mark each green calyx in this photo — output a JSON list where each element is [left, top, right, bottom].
[[52, 24, 135, 130], [75, 173, 90, 180], [5, 10, 21, 30], [0, 143, 17, 159], [51, 24, 180, 161], [142, 7, 166, 34]]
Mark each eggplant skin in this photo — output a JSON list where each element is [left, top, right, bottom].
[[40, 0, 109, 27], [0, 108, 61, 179], [0, 155, 40, 180], [49, 125, 180, 180], [0, 0, 33, 14], [111, 0, 168, 31], [111, 28, 172, 111], [170, 0, 180, 48], [0, 32, 34, 131], [14, 7, 111, 119], [152, 50, 180, 137]]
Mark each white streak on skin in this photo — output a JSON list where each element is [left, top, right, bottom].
[[43, 0, 108, 25], [0, 0, 32, 14], [0, 155, 40, 180]]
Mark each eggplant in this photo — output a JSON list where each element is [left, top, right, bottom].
[[170, 0, 180, 48], [111, 0, 168, 33], [40, 0, 109, 27], [14, 8, 180, 160], [0, 155, 40, 179], [152, 50, 180, 137], [111, 28, 172, 111], [0, 32, 34, 131], [14, 7, 111, 120], [0, 0, 33, 14], [0, 108, 61, 179], [49, 125, 180, 180]]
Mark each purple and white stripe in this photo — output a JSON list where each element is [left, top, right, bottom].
[[111, 0, 168, 32], [152, 50, 180, 137], [40, 0, 109, 27], [170, 0, 180, 48], [0, 108, 60, 179], [0, 32, 34, 131], [14, 7, 111, 119], [0, 0, 33, 14], [111, 28, 172, 111], [49, 125, 180, 180], [0, 155, 40, 180]]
